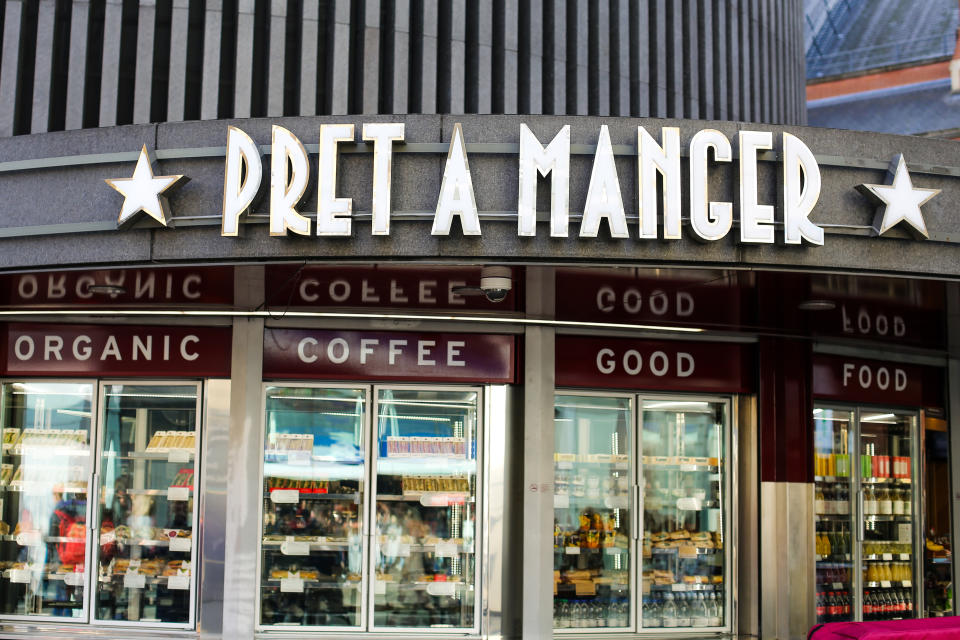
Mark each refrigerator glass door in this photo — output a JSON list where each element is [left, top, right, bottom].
[[93, 383, 200, 626], [858, 410, 917, 621], [371, 388, 479, 631], [552, 394, 632, 631], [258, 386, 366, 629], [0, 382, 94, 621], [641, 399, 727, 631], [813, 407, 855, 624]]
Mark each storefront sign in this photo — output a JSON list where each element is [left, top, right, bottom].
[[2, 324, 232, 377], [555, 268, 740, 327], [555, 336, 751, 393], [264, 265, 518, 310], [107, 123, 940, 244], [263, 329, 515, 383], [812, 354, 943, 408], [0, 266, 234, 308]]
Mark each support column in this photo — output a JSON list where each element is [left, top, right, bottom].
[[221, 266, 264, 638], [522, 266, 555, 638]]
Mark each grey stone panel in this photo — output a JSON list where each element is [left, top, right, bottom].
[[331, 1, 351, 115], [0, 121, 155, 162], [0, 232, 152, 269], [299, 2, 319, 117], [167, 1, 191, 122], [201, 2, 223, 121], [502, 0, 519, 114], [362, 0, 381, 115], [392, 0, 410, 114], [0, 0, 23, 137], [133, 3, 157, 125], [234, 1, 256, 119], [65, 0, 91, 130], [31, 0, 56, 134], [267, 0, 287, 118]]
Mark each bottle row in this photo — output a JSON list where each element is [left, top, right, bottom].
[[554, 598, 630, 629], [863, 589, 914, 620], [814, 453, 911, 480], [814, 486, 911, 516], [642, 591, 723, 628]]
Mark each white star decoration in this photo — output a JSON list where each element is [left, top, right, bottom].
[[105, 145, 188, 227], [856, 154, 939, 239]]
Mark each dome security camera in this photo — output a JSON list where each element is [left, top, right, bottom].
[[479, 266, 512, 303]]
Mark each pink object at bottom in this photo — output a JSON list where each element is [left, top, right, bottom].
[[810, 617, 960, 640]]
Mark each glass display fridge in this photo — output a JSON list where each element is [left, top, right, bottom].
[[813, 406, 920, 623], [0, 381, 202, 628], [553, 394, 732, 633], [257, 384, 481, 633]]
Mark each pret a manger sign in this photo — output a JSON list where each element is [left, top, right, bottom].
[[219, 123, 824, 245]]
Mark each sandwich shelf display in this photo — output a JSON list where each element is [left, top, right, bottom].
[[0, 383, 94, 621], [257, 385, 481, 633], [812, 406, 920, 623], [93, 384, 200, 626], [0, 381, 201, 628], [553, 394, 731, 633]]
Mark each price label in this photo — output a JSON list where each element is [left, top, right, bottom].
[[64, 572, 84, 587], [556, 461, 573, 470], [9, 569, 30, 583], [281, 539, 311, 556], [677, 497, 703, 511], [902, 580, 912, 588], [833, 582, 843, 590], [604, 496, 628, 509], [15, 531, 41, 546], [435, 542, 458, 558], [564, 546, 581, 555], [123, 573, 146, 589], [167, 575, 190, 590], [604, 547, 625, 556], [280, 577, 304, 593], [899, 554, 910, 561], [553, 494, 570, 509], [270, 489, 299, 504], [374, 581, 387, 595], [680, 464, 698, 472], [169, 537, 192, 552], [880, 580, 892, 588], [167, 449, 191, 463], [671, 584, 687, 591], [167, 486, 190, 501], [882, 553, 893, 561], [426, 582, 456, 597]]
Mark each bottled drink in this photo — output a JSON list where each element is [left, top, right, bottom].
[[864, 485, 877, 515], [863, 590, 872, 620], [838, 485, 849, 515], [572, 600, 584, 628], [676, 592, 691, 627], [708, 592, 722, 626], [815, 486, 825, 513], [842, 591, 850, 618], [643, 595, 659, 627], [619, 599, 630, 627], [692, 593, 708, 627], [878, 487, 892, 515], [892, 488, 905, 515], [558, 600, 570, 628], [661, 593, 678, 628], [592, 601, 604, 627], [816, 592, 826, 622], [607, 597, 620, 627]]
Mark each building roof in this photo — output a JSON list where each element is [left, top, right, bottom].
[[806, 0, 958, 79], [807, 78, 960, 136]]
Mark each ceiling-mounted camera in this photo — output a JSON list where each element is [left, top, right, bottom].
[[452, 266, 513, 303]]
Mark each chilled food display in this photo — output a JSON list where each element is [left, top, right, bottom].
[[94, 384, 199, 626], [0, 383, 94, 620], [259, 386, 366, 629], [641, 399, 727, 630], [373, 389, 478, 629], [553, 395, 632, 630]]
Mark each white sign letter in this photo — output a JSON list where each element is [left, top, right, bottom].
[[638, 126, 682, 239], [782, 132, 824, 245], [222, 126, 263, 236], [433, 124, 481, 235], [580, 126, 628, 238], [269, 126, 311, 236], [363, 123, 405, 235], [317, 123, 356, 236], [739, 130, 775, 243], [689, 129, 733, 241], [518, 124, 570, 237]]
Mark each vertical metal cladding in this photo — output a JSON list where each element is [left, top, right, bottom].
[[0, 0, 805, 136]]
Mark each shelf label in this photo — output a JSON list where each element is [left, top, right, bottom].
[[169, 537, 192, 552], [902, 580, 911, 588], [64, 572, 84, 587], [270, 489, 299, 504], [680, 464, 698, 472], [553, 494, 570, 509], [435, 542, 458, 558], [898, 524, 912, 543], [564, 546, 581, 555], [280, 577, 304, 593], [899, 553, 910, 561], [419, 492, 466, 507], [374, 581, 387, 595], [604, 496, 628, 509], [677, 497, 702, 511], [604, 547, 625, 556], [556, 461, 573, 470], [281, 538, 311, 556], [671, 584, 687, 591], [123, 573, 146, 589], [167, 575, 190, 590], [9, 569, 30, 583], [167, 486, 190, 501], [15, 531, 41, 546], [882, 553, 893, 561], [167, 449, 191, 463], [426, 582, 456, 597], [880, 580, 892, 588], [833, 582, 843, 590]]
